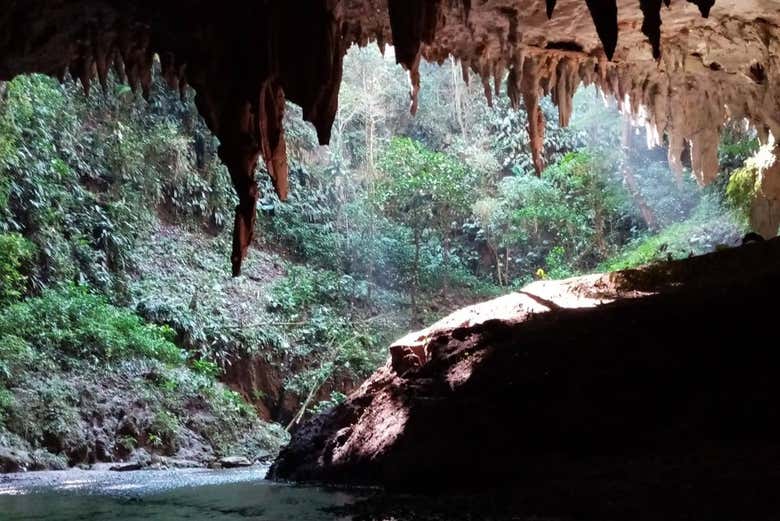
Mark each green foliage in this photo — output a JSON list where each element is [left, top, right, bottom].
[[0, 385, 13, 428], [719, 124, 759, 173], [137, 362, 286, 457], [375, 137, 479, 321], [191, 358, 221, 378], [470, 150, 639, 284], [262, 178, 344, 270], [268, 264, 388, 413], [216, 388, 256, 418], [726, 164, 760, 223], [0, 335, 36, 385], [0, 71, 291, 461], [149, 411, 180, 453], [1, 374, 85, 456], [269, 265, 361, 315], [544, 246, 574, 280], [0, 287, 184, 365], [0, 233, 34, 305], [0, 45, 750, 448], [117, 434, 138, 452], [313, 391, 347, 414], [0, 71, 235, 298], [601, 194, 745, 271], [490, 95, 589, 175], [378, 137, 474, 234]]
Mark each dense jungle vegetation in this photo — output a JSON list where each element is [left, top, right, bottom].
[[0, 45, 763, 470]]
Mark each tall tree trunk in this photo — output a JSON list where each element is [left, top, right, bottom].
[[621, 119, 657, 230], [366, 100, 376, 173], [504, 246, 511, 286], [367, 204, 376, 302], [442, 231, 450, 299], [490, 244, 503, 286], [594, 206, 608, 255]]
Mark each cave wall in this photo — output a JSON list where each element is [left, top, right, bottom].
[[1, 0, 779, 271], [753, 157, 780, 238]]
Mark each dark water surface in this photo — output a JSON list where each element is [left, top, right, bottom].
[[0, 468, 362, 521]]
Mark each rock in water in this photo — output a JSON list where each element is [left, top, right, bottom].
[[219, 456, 253, 468], [109, 462, 144, 472]]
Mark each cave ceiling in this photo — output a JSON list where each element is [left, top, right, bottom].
[[0, 0, 778, 273]]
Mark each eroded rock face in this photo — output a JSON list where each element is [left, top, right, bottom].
[[270, 238, 780, 491], [1, 1, 778, 271]]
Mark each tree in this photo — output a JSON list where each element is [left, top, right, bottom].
[[377, 137, 473, 323]]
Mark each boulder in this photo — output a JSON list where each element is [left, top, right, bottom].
[[271, 239, 780, 517], [218, 456, 253, 468], [254, 449, 273, 465], [109, 462, 144, 472], [0, 447, 32, 473]]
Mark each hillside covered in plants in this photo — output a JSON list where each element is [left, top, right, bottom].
[[0, 45, 762, 472]]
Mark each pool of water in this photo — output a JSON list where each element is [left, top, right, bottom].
[[0, 468, 363, 521]]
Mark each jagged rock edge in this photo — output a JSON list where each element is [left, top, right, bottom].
[[6, 1, 777, 272]]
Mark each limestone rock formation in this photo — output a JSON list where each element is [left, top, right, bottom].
[[1, 1, 778, 270], [753, 149, 780, 238], [270, 238, 780, 498]]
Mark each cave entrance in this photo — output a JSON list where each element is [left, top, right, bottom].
[[1, 0, 779, 517], [0, 40, 771, 438]]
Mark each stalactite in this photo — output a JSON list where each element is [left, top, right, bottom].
[[546, 0, 558, 19], [506, 56, 523, 110], [387, 0, 442, 114], [584, 0, 619, 60], [461, 60, 470, 85], [690, 128, 721, 185], [159, 52, 178, 90], [462, 0, 471, 20], [279, 1, 346, 146], [552, 57, 577, 127], [494, 61, 504, 98], [93, 32, 111, 93], [1, 0, 774, 271], [521, 58, 545, 176], [214, 104, 262, 277], [259, 81, 289, 201], [687, 0, 715, 17], [482, 74, 493, 107], [751, 149, 780, 238], [409, 51, 423, 115], [639, 0, 664, 59]]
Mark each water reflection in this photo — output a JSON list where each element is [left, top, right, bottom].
[[0, 470, 541, 521], [0, 470, 359, 521]]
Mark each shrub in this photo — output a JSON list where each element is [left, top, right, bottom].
[[726, 164, 759, 223], [601, 194, 745, 272], [0, 385, 13, 428], [0, 233, 35, 306], [545, 245, 575, 280], [2, 375, 85, 456], [191, 358, 221, 378], [0, 334, 36, 384], [149, 411, 180, 453], [0, 287, 185, 365]]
